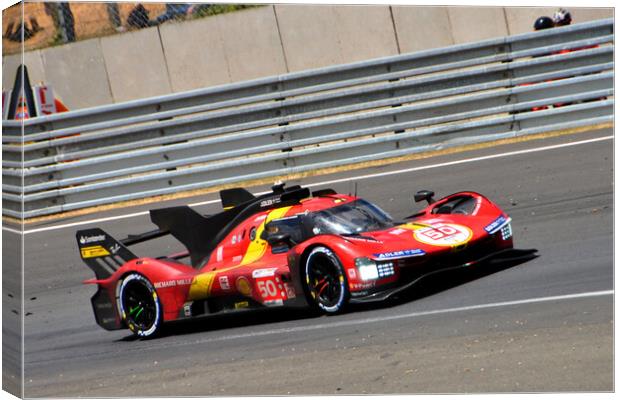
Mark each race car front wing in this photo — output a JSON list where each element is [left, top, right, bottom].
[[349, 248, 538, 303]]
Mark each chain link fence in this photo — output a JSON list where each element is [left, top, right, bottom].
[[2, 2, 256, 55]]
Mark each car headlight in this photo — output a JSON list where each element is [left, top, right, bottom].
[[501, 223, 513, 240], [355, 257, 379, 281], [355, 258, 395, 281]]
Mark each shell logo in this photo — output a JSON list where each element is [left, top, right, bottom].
[[414, 223, 472, 247], [236, 276, 252, 296]]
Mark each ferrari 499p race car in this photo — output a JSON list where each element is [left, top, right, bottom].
[[77, 183, 536, 338]]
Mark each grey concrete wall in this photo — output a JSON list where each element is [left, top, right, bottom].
[[159, 15, 231, 92], [216, 6, 287, 82], [3, 5, 613, 111], [275, 5, 398, 71], [447, 6, 509, 44], [331, 5, 398, 63], [0, 49, 95, 112], [100, 27, 171, 103], [40, 39, 112, 109], [160, 6, 288, 93], [392, 6, 454, 53], [275, 5, 343, 71]]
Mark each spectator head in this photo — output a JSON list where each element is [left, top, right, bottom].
[[534, 16, 554, 31], [553, 9, 572, 26]]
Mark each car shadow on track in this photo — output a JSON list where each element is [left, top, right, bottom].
[[119, 254, 538, 341], [348, 254, 539, 313], [118, 307, 319, 342]]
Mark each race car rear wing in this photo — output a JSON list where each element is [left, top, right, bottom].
[[77, 183, 315, 275], [76, 228, 138, 280]]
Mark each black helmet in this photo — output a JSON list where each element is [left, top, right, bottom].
[[534, 16, 554, 31], [553, 9, 572, 26]]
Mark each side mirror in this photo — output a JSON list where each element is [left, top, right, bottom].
[[414, 190, 436, 205], [265, 232, 293, 247]]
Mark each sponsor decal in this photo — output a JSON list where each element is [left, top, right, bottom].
[[285, 283, 296, 298], [485, 215, 509, 234], [260, 198, 281, 208], [216, 246, 223, 262], [80, 245, 109, 258], [231, 233, 243, 245], [347, 268, 357, 279], [110, 243, 121, 254], [219, 276, 230, 290], [234, 301, 249, 309], [236, 276, 252, 296], [373, 248, 425, 260], [232, 255, 242, 263], [351, 282, 375, 290], [414, 223, 473, 247], [256, 276, 285, 301], [155, 280, 176, 289], [252, 267, 278, 278], [154, 278, 192, 289], [254, 215, 267, 223], [389, 228, 407, 235], [79, 235, 105, 245]]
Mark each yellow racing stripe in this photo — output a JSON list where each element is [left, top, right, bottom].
[[188, 271, 217, 300], [399, 222, 432, 230], [240, 206, 292, 266], [187, 206, 293, 300]]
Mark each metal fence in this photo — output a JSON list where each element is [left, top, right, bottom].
[[2, 18, 614, 219]]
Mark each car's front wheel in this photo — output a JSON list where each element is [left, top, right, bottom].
[[303, 246, 349, 313], [117, 273, 163, 339]]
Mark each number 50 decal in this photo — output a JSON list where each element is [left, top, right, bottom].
[[414, 223, 472, 246], [256, 277, 286, 301], [258, 280, 278, 298]]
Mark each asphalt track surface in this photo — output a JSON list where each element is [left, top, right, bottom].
[[4, 128, 613, 396]]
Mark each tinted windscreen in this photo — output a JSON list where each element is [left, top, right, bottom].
[[310, 199, 394, 235]]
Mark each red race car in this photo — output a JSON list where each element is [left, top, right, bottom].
[[77, 183, 536, 338]]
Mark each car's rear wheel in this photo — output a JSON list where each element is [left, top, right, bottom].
[[303, 246, 349, 313], [118, 273, 162, 339]]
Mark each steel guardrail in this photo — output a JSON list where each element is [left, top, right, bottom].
[[2, 17, 612, 135], [2, 19, 614, 218]]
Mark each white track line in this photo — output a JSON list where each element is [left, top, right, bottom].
[[2, 225, 22, 235], [7, 134, 612, 235], [162, 289, 613, 347]]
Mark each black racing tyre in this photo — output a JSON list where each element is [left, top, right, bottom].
[[117, 273, 163, 339], [303, 246, 349, 314]]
